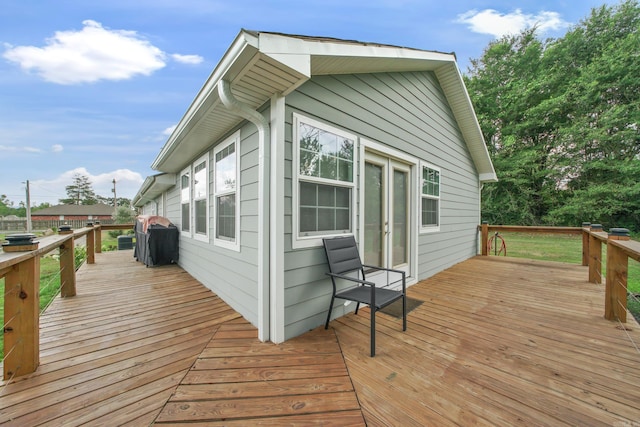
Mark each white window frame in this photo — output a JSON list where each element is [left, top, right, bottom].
[[213, 131, 241, 251], [179, 166, 191, 237], [193, 153, 209, 242], [292, 113, 357, 249], [420, 161, 441, 233]]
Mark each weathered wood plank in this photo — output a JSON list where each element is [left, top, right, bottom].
[[172, 376, 354, 400], [156, 392, 361, 422], [155, 410, 366, 426]]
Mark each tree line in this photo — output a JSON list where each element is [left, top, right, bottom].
[[465, 0, 639, 232], [0, 173, 132, 218]]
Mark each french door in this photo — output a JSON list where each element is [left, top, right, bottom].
[[363, 152, 411, 280]]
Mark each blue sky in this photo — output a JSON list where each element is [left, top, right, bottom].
[[0, 0, 619, 207]]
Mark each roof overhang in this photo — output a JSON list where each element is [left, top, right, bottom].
[[150, 30, 496, 182], [132, 173, 176, 207]]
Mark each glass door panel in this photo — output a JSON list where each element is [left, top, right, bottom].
[[364, 162, 384, 267], [392, 169, 408, 267]]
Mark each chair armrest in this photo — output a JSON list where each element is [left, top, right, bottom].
[[362, 264, 406, 275], [326, 272, 376, 287]]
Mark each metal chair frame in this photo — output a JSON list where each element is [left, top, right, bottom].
[[323, 235, 407, 356]]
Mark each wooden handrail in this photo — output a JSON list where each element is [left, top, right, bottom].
[[478, 224, 583, 234], [1, 223, 134, 380], [478, 223, 638, 325]]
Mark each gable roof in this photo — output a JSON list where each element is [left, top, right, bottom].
[[151, 30, 496, 182], [32, 203, 116, 216]]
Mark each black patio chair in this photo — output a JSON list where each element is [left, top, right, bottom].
[[322, 235, 406, 356]]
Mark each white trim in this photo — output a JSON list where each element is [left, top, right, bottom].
[[193, 152, 210, 243], [179, 166, 191, 237], [213, 131, 241, 252], [292, 113, 358, 249], [419, 161, 441, 233], [270, 95, 285, 343]]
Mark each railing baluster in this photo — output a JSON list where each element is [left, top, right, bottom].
[[588, 224, 603, 284], [60, 237, 76, 297], [3, 255, 40, 380], [605, 228, 630, 322]]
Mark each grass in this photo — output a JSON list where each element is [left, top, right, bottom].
[[488, 231, 640, 321]]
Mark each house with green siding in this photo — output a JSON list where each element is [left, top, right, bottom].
[[133, 30, 497, 343]]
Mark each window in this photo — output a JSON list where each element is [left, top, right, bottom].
[[421, 164, 440, 230], [193, 154, 209, 241], [180, 168, 190, 233], [214, 132, 240, 251], [180, 154, 209, 240], [294, 114, 355, 247]]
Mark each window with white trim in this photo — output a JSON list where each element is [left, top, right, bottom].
[[421, 164, 440, 230], [294, 114, 355, 247], [193, 154, 209, 241], [180, 167, 190, 234], [214, 132, 240, 251]]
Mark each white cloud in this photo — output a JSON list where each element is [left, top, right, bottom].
[[163, 125, 177, 136], [51, 144, 64, 153], [171, 53, 204, 65], [29, 167, 145, 205], [2, 20, 198, 84], [456, 8, 570, 38]]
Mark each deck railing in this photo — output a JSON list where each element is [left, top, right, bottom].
[[479, 223, 639, 326], [0, 223, 133, 380]]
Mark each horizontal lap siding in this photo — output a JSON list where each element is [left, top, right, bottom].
[[163, 121, 261, 327], [283, 72, 480, 339]]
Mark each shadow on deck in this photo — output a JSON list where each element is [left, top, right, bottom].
[[1, 252, 639, 425]]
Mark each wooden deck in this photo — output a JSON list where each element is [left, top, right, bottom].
[[1, 252, 639, 425]]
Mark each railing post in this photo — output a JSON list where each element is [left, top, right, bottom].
[[3, 256, 40, 380], [588, 224, 603, 284], [59, 236, 77, 297], [481, 221, 489, 256], [86, 225, 95, 265], [95, 223, 102, 254], [605, 228, 630, 322], [581, 222, 590, 266]]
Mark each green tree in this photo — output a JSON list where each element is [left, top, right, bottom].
[[466, 0, 640, 231], [109, 205, 136, 238], [59, 173, 98, 205], [465, 29, 558, 225]]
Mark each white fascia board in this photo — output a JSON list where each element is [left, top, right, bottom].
[[259, 32, 454, 63], [479, 173, 499, 183], [257, 33, 311, 77], [152, 32, 259, 171], [306, 42, 455, 63]]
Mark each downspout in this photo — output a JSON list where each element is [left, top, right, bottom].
[[218, 79, 270, 342]]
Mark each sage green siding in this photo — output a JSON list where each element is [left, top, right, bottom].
[[163, 121, 262, 327], [283, 72, 481, 339]]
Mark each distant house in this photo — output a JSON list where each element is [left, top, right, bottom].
[[133, 30, 497, 343], [31, 203, 115, 222]]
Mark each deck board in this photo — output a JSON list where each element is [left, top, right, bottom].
[[0, 251, 240, 426], [1, 252, 639, 425], [333, 256, 640, 426]]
